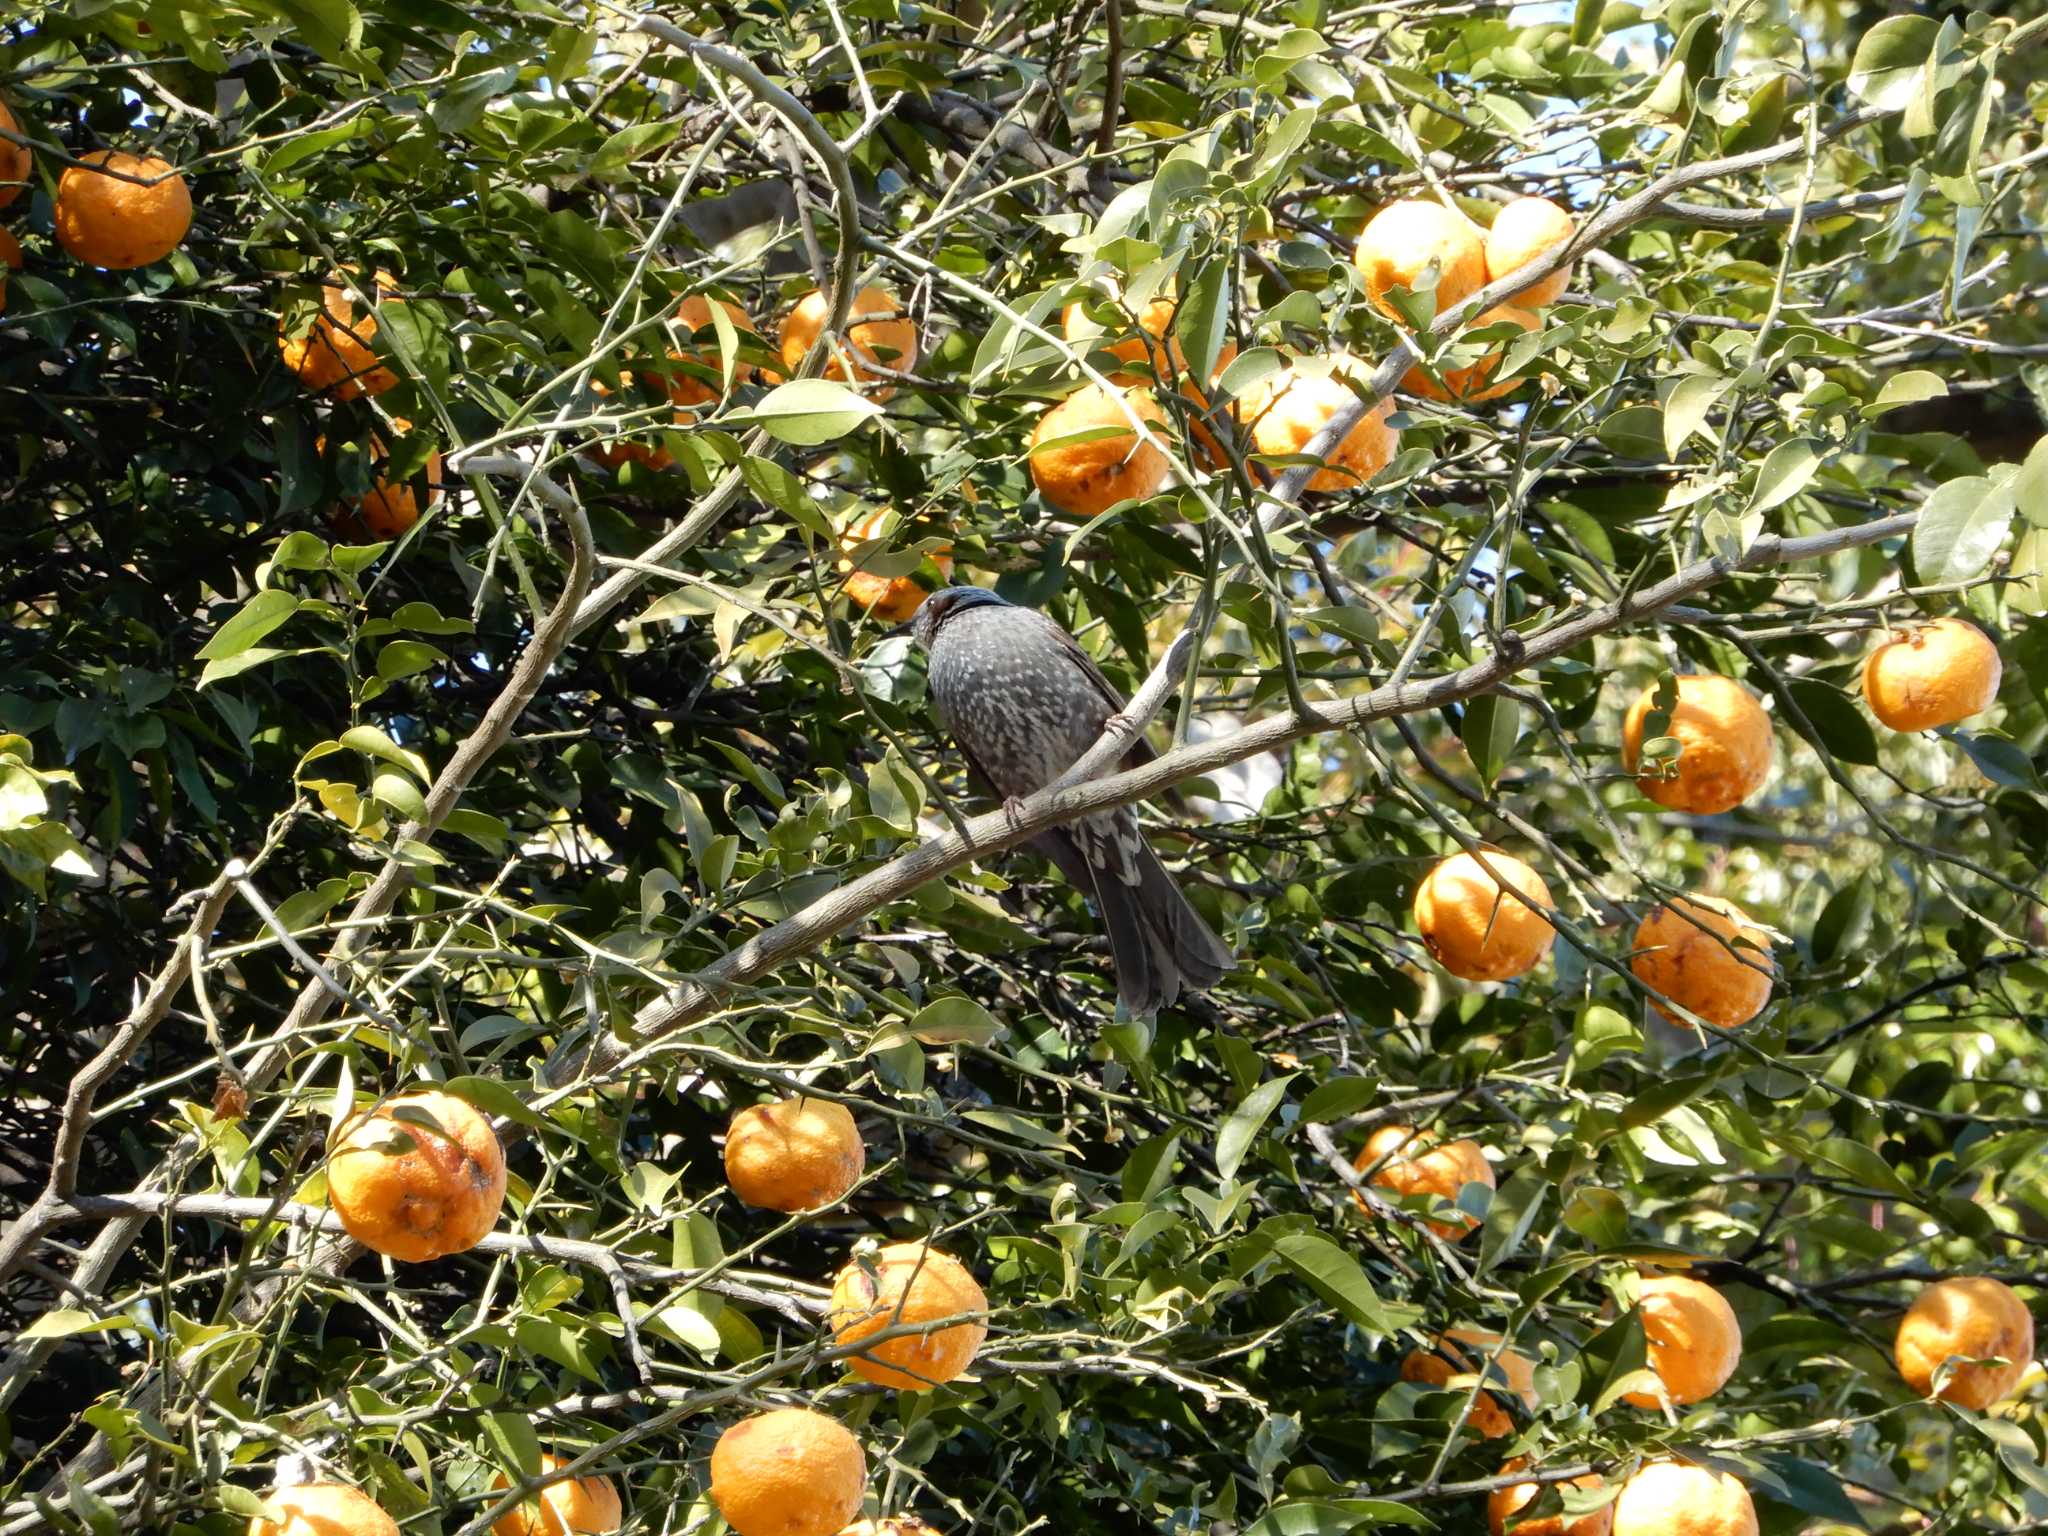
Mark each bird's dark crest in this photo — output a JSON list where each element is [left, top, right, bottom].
[[910, 584, 1011, 650]]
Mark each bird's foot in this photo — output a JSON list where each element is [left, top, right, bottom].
[[1100, 711, 1135, 741], [1002, 795, 1030, 831]]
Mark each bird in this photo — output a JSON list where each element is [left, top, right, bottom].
[[910, 585, 1234, 1015]]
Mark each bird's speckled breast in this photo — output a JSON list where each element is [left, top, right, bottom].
[[928, 604, 1114, 802]]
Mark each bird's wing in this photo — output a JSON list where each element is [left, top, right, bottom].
[[1028, 608, 1158, 771]]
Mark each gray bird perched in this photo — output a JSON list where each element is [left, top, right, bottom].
[[911, 586, 1234, 1015]]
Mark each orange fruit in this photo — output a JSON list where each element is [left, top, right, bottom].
[[1412, 849, 1555, 982], [1620, 1273, 1742, 1409], [492, 1454, 623, 1536], [1489, 1459, 1612, 1536], [0, 225, 20, 315], [709, 1408, 866, 1536], [1485, 197, 1577, 308], [249, 1483, 400, 1536], [325, 1089, 507, 1263], [278, 271, 401, 400], [1622, 674, 1772, 815], [1399, 1329, 1537, 1437], [1353, 1124, 1494, 1239], [1862, 616, 2001, 732], [1630, 895, 1773, 1031], [724, 1096, 866, 1212], [1610, 1463, 1756, 1536], [1236, 356, 1398, 493], [1063, 280, 1182, 383], [778, 284, 917, 396], [1029, 383, 1171, 517], [669, 292, 758, 412], [324, 420, 441, 540], [828, 1242, 989, 1391], [1356, 199, 1487, 322], [1895, 1275, 2035, 1410], [839, 508, 952, 623], [54, 149, 192, 270], [0, 101, 31, 211], [586, 370, 678, 472], [1402, 305, 1541, 403]]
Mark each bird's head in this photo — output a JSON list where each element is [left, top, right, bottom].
[[909, 585, 1011, 650]]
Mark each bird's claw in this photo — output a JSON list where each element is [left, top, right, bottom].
[[1002, 795, 1030, 832], [1101, 711, 1134, 740]]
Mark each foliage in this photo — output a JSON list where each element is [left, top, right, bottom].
[[3, 0, 2048, 1533]]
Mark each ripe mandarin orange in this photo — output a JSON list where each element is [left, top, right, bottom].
[[1485, 197, 1577, 308], [1402, 305, 1540, 403], [249, 1482, 400, 1536], [709, 1408, 866, 1536], [325, 420, 441, 540], [1630, 896, 1773, 1030], [1862, 617, 2001, 732], [1400, 1329, 1537, 1437], [1610, 1462, 1756, 1536], [1489, 1459, 1612, 1536], [1620, 1273, 1742, 1409], [1622, 674, 1772, 815], [724, 1096, 866, 1212], [828, 1242, 989, 1390], [0, 101, 31, 210], [1029, 383, 1171, 516], [778, 284, 917, 395], [838, 508, 952, 623], [325, 1089, 506, 1262], [491, 1454, 622, 1536], [55, 149, 192, 269], [1895, 1275, 2035, 1410], [0, 225, 20, 315], [1236, 356, 1398, 493], [1412, 849, 1555, 982], [1356, 199, 1487, 322], [669, 292, 758, 412], [278, 271, 400, 399], [1354, 1124, 1494, 1239]]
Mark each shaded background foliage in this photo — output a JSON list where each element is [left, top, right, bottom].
[[4, 0, 2048, 1531]]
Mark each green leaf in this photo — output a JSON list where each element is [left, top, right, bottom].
[[1242, 1501, 1434, 1536], [196, 590, 301, 662], [19, 1308, 131, 1341], [1596, 405, 1664, 460], [1847, 15, 1940, 110], [441, 1075, 546, 1129], [1785, 678, 1879, 767], [1663, 374, 1729, 457], [1475, 1168, 1547, 1277], [1952, 731, 2039, 789], [376, 641, 447, 683], [1912, 474, 2015, 584], [909, 996, 1005, 1045], [339, 725, 432, 784], [1175, 261, 1230, 393], [590, 120, 681, 178], [483, 1411, 543, 1478], [1570, 0, 1603, 45], [1122, 1132, 1183, 1204], [1268, 1231, 1418, 1333], [1865, 370, 1947, 416], [1301, 1076, 1379, 1124], [1749, 438, 1822, 513], [1217, 1073, 1297, 1181], [733, 379, 885, 446], [1460, 694, 1521, 788]]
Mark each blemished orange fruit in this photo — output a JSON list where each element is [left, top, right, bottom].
[[1895, 1275, 2035, 1410], [1622, 674, 1773, 815], [1489, 1459, 1613, 1536], [1402, 305, 1541, 403], [1631, 896, 1773, 1031], [709, 1408, 866, 1536], [1356, 199, 1487, 322], [1236, 357, 1398, 493], [325, 1089, 506, 1262], [1413, 849, 1555, 982], [325, 420, 442, 540], [725, 1096, 866, 1212], [1485, 196, 1577, 308], [492, 1454, 623, 1536], [249, 1482, 401, 1536], [1400, 1329, 1537, 1438], [1029, 382, 1170, 516], [278, 271, 401, 400], [1620, 1274, 1742, 1409], [829, 1242, 990, 1390], [778, 284, 917, 395], [55, 149, 192, 270], [1862, 617, 2002, 732], [839, 508, 952, 623], [0, 101, 32, 210], [669, 292, 758, 411], [0, 225, 20, 315], [1353, 1124, 1494, 1239], [1611, 1462, 1756, 1536]]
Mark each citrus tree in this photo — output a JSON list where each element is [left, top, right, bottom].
[[3, 0, 2048, 1534]]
